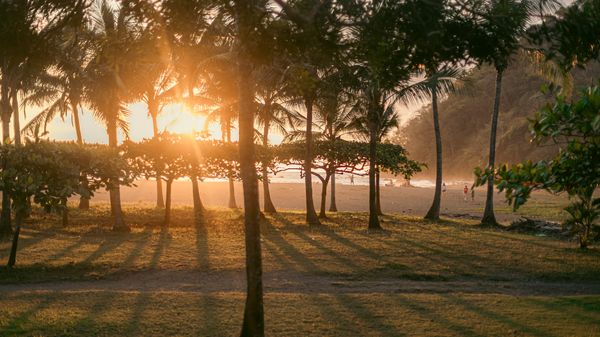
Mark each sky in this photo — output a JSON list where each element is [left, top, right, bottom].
[[23, 100, 420, 145]]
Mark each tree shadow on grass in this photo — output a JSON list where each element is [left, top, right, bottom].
[[332, 293, 408, 337], [0, 295, 54, 334], [442, 293, 557, 337], [194, 213, 211, 271], [261, 217, 324, 274], [393, 294, 487, 337], [524, 297, 600, 325]]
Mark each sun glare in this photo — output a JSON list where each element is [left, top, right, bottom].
[[159, 103, 222, 140]]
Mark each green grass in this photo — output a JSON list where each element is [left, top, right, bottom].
[[0, 204, 599, 336]]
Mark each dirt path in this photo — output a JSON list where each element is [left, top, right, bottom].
[[1, 269, 598, 296]]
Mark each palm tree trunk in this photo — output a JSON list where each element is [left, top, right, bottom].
[[72, 101, 90, 210], [0, 78, 12, 238], [227, 126, 238, 209], [164, 179, 173, 227], [304, 97, 320, 226], [425, 88, 442, 220], [318, 176, 330, 219], [236, 4, 265, 333], [107, 118, 128, 232], [262, 122, 276, 213], [368, 112, 381, 230], [11, 90, 20, 146], [151, 111, 165, 208], [329, 170, 338, 212], [7, 208, 24, 267], [72, 102, 83, 144], [482, 69, 503, 226], [376, 167, 383, 215]]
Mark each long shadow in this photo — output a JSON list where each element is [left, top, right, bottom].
[[196, 293, 221, 335], [271, 215, 362, 272], [149, 228, 171, 269], [317, 227, 386, 262], [42, 235, 88, 263], [0, 295, 54, 334], [81, 233, 129, 265], [121, 228, 153, 269], [76, 291, 123, 334], [333, 293, 407, 337], [484, 231, 559, 249], [524, 297, 600, 326], [123, 291, 151, 336], [195, 218, 210, 271], [442, 293, 557, 337], [0, 229, 49, 261], [261, 218, 324, 274], [393, 294, 487, 337]]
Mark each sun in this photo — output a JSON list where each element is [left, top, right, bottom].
[[159, 103, 222, 139]]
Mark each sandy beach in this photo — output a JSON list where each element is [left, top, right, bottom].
[[89, 179, 566, 223]]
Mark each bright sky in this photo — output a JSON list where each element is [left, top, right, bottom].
[[22, 101, 419, 145]]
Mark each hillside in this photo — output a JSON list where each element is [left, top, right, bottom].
[[399, 58, 600, 179]]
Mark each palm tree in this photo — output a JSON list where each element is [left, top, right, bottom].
[[350, 104, 399, 216], [162, 1, 230, 216], [274, 0, 344, 226], [233, 0, 265, 335], [0, 0, 85, 237], [20, 27, 93, 208], [312, 79, 356, 215], [83, 0, 146, 231], [254, 63, 303, 213], [201, 66, 240, 209], [465, 0, 531, 226]]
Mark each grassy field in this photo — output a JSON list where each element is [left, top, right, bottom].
[[0, 204, 599, 336]]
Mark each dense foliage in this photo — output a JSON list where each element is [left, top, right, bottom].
[[475, 85, 600, 248]]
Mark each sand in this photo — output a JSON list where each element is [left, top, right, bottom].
[[88, 179, 566, 224]]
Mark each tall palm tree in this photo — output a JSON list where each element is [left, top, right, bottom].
[[162, 1, 230, 216], [201, 66, 240, 209], [465, 0, 531, 226], [0, 0, 85, 237], [350, 103, 399, 216], [254, 63, 303, 213], [83, 0, 146, 231], [313, 80, 356, 214], [275, 0, 344, 227]]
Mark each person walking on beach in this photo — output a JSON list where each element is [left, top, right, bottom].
[[350, 175, 355, 185], [463, 184, 469, 201]]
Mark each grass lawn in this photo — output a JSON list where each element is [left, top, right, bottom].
[[0, 204, 599, 336]]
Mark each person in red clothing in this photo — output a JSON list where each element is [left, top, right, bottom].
[[463, 184, 469, 201]]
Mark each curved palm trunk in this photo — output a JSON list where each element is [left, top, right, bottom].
[[151, 110, 165, 208], [376, 167, 383, 215], [107, 119, 128, 232], [425, 88, 442, 220], [482, 69, 503, 226], [262, 122, 276, 213], [11, 90, 20, 146], [73, 101, 91, 210], [368, 111, 381, 230], [329, 170, 338, 212], [304, 97, 320, 226], [0, 79, 12, 238], [236, 10, 264, 334]]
